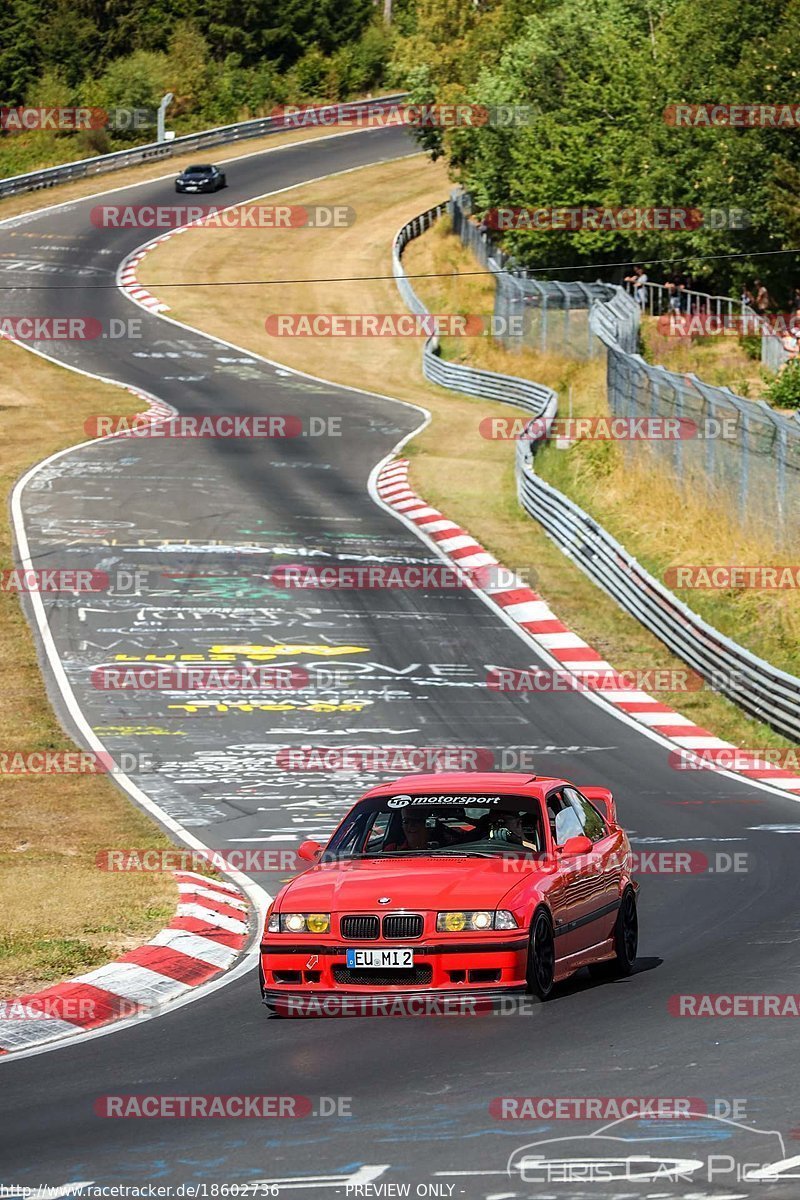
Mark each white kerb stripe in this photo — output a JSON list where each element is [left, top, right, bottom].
[[0, 1017, 85, 1048], [669, 735, 734, 748], [176, 902, 248, 932], [149, 929, 237, 968], [533, 632, 588, 649], [176, 882, 247, 910], [456, 552, 497, 569], [416, 520, 453, 534], [632, 711, 696, 727], [503, 600, 554, 622], [437, 535, 477, 553], [71, 963, 192, 1004], [173, 869, 240, 893]]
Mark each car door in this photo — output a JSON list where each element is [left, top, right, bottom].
[[542, 787, 586, 958], [558, 787, 622, 952]]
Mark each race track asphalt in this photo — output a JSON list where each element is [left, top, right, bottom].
[[1, 125, 799, 1197]]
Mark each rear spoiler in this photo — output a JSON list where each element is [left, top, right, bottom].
[[580, 786, 617, 825]]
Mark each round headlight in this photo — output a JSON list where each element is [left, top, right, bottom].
[[443, 911, 467, 932], [306, 913, 330, 934], [284, 913, 306, 933], [471, 911, 493, 930]]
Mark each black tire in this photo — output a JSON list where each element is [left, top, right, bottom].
[[589, 888, 638, 981], [219, 174, 227, 188], [526, 909, 556, 999]]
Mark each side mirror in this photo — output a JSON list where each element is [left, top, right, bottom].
[[298, 840, 322, 863], [580, 786, 616, 825], [559, 834, 593, 857]]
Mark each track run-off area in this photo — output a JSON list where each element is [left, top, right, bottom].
[[1, 124, 800, 1198]]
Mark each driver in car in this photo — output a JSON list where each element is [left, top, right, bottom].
[[491, 811, 541, 851]]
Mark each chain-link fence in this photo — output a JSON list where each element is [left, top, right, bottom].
[[448, 190, 800, 541], [449, 192, 614, 360]]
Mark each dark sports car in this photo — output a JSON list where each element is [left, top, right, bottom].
[[175, 164, 226, 193]]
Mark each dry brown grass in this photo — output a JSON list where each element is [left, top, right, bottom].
[[0, 343, 179, 994], [140, 157, 796, 750], [641, 316, 768, 400]]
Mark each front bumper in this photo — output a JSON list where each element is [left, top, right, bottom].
[[261, 985, 528, 1017], [260, 936, 529, 1014]]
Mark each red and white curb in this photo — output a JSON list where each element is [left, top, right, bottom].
[[118, 217, 218, 314], [0, 871, 252, 1055], [376, 458, 800, 794], [119, 230, 191, 313]]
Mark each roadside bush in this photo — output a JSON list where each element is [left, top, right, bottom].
[[767, 360, 800, 409]]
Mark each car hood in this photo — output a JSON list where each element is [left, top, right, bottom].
[[278, 856, 539, 911]]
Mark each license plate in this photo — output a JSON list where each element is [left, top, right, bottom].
[[346, 948, 414, 968]]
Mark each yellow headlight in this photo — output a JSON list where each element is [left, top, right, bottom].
[[306, 913, 330, 934], [442, 911, 467, 932]]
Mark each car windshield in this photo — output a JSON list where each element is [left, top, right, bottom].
[[185, 165, 213, 175], [323, 794, 545, 861]]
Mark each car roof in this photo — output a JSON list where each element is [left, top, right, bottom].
[[360, 772, 561, 798], [185, 164, 214, 171]]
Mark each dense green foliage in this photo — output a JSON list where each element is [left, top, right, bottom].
[[0, 1, 393, 174], [393, 0, 800, 299], [4, 0, 800, 305]]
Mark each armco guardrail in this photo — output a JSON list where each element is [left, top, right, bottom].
[[515, 454, 800, 741], [395, 201, 800, 742], [392, 202, 557, 429], [0, 94, 408, 199]]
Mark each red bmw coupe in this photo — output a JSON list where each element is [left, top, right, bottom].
[[259, 772, 638, 1015]]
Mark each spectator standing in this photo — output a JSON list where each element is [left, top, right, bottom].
[[624, 266, 649, 311], [753, 279, 771, 314]]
